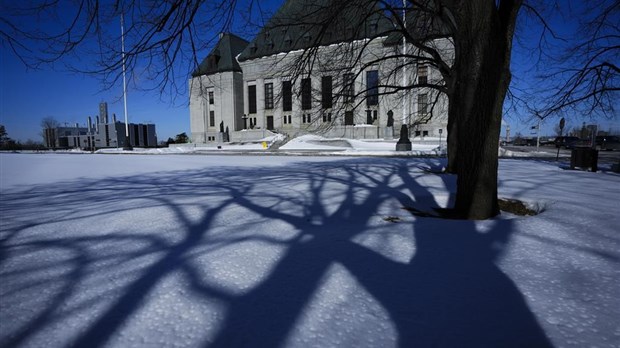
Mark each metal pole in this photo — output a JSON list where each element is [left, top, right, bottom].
[[402, 0, 407, 125], [121, 11, 132, 150], [536, 118, 540, 152], [204, 99, 208, 143], [556, 118, 564, 161]]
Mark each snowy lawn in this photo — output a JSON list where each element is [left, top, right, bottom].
[[1, 153, 619, 347]]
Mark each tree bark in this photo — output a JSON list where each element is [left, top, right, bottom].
[[449, 0, 521, 219], [445, 93, 458, 174]]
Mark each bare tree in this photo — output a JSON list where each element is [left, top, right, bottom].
[[526, 0, 619, 119], [2, 0, 523, 219], [0, 0, 268, 99], [41, 117, 60, 148], [265, 0, 521, 219]]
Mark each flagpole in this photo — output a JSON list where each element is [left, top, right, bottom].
[[402, 0, 408, 125], [121, 10, 132, 150]]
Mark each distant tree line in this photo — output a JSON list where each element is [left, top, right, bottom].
[[162, 132, 190, 146], [0, 124, 46, 151]]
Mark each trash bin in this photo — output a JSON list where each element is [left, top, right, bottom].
[[570, 147, 598, 172]]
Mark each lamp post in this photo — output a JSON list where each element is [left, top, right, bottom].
[[439, 128, 443, 148]]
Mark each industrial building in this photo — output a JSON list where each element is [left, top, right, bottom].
[[43, 102, 157, 150]]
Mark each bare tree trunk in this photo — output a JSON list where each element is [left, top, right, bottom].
[[450, 0, 521, 219], [446, 94, 458, 173]]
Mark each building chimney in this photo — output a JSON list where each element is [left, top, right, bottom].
[[113, 113, 117, 123]]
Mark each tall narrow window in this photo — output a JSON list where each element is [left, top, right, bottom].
[[366, 110, 373, 124], [208, 91, 214, 104], [264, 83, 274, 109], [418, 93, 428, 115], [343, 73, 355, 103], [301, 78, 312, 110], [366, 70, 379, 106], [282, 81, 292, 111], [321, 76, 333, 109], [345, 111, 354, 125], [248, 85, 257, 114], [418, 66, 428, 84], [322, 112, 332, 122], [209, 111, 215, 127]]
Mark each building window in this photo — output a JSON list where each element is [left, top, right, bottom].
[[418, 93, 428, 115], [282, 81, 292, 111], [264, 83, 274, 109], [301, 78, 312, 110], [321, 76, 332, 109], [283, 115, 288, 124], [366, 110, 373, 124], [418, 66, 428, 85], [209, 111, 215, 127], [208, 91, 214, 104], [248, 85, 257, 114], [323, 112, 332, 122], [345, 111, 354, 125], [288, 115, 292, 124], [366, 70, 379, 106], [343, 73, 355, 103]]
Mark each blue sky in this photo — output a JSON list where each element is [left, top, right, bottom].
[[0, 0, 617, 143], [0, 0, 282, 143], [0, 49, 189, 142]]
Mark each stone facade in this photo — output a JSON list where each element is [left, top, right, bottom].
[[189, 2, 452, 143]]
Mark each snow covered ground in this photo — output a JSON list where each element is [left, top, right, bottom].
[[92, 134, 447, 156], [1, 153, 618, 347], [22, 134, 562, 159]]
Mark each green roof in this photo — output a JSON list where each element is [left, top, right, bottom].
[[192, 33, 249, 77], [237, 0, 393, 62]]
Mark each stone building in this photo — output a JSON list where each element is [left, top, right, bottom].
[[189, 0, 451, 144]]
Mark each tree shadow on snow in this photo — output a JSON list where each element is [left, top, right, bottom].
[[0, 157, 551, 347]]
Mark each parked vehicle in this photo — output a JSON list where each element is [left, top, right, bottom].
[[595, 135, 620, 151], [513, 137, 536, 146], [539, 137, 556, 146], [554, 136, 580, 148]]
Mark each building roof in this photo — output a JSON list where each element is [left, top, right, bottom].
[[237, 0, 393, 62], [192, 33, 249, 77]]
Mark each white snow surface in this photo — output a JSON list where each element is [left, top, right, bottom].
[[1, 153, 619, 347]]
